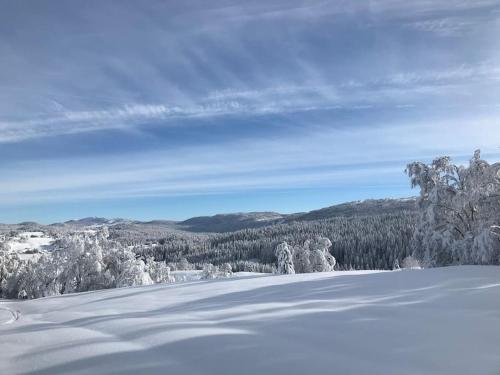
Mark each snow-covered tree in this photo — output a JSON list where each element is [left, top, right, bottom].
[[0, 248, 13, 296], [201, 263, 219, 279], [407, 150, 500, 266], [145, 258, 174, 284], [115, 257, 152, 287], [308, 237, 335, 272], [401, 256, 420, 269], [219, 263, 233, 277], [393, 259, 400, 270], [102, 244, 151, 288], [290, 237, 335, 273], [275, 242, 295, 274], [293, 243, 312, 273], [177, 257, 192, 270], [309, 249, 329, 272]]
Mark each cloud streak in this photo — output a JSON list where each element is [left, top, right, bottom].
[[1, 0, 500, 221], [2, 116, 499, 205], [2, 62, 499, 143]]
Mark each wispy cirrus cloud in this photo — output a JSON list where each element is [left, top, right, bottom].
[[2, 115, 499, 205], [407, 17, 479, 36], [2, 61, 500, 143], [1, 0, 500, 221]]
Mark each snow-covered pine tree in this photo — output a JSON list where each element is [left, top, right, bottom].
[[393, 259, 400, 270], [275, 242, 295, 274], [219, 263, 233, 277]]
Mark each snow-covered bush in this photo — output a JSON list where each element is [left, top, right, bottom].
[[198, 262, 235, 280], [201, 263, 219, 279], [146, 257, 174, 284], [401, 256, 421, 270], [275, 242, 295, 274]]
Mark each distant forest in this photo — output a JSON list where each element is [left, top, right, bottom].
[[114, 211, 415, 272]]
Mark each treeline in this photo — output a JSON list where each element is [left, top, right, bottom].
[[123, 212, 416, 271], [0, 228, 174, 299]]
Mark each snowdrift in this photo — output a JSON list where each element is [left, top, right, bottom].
[[1, 266, 500, 374]]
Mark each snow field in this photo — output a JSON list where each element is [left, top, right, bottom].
[[1, 266, 500, 375]]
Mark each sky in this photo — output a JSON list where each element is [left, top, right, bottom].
[[1, 0, 500, 223]]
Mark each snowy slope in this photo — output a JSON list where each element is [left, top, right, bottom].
[[1, 267, 500, 375], [5, 231, 55, 259]]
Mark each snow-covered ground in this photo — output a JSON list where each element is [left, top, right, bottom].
[[4, 231, 55, 260], [1, 266, 500, 374], [170, 270, 265, 282]]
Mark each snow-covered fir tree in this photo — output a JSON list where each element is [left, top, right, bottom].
[[275, 242, 295, 274]]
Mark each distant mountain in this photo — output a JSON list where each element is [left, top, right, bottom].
[[62, 217, 131, 226], [291, 198, 417, 222], [2, 198, 417, 234], [171, 198, 417, 232], [63, 217, 111, 225], [177, 212, 286, 233]]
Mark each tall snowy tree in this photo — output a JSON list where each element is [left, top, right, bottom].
[[308, 237, 336, 272], [407, 150, 500, 266], [293, 243, 312, 273], [275, 242, 295, 274], [219, 263, 233, 277]]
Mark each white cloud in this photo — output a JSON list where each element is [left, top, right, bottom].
[[1, 116, 499, 205], [1, 60, 499, 144]]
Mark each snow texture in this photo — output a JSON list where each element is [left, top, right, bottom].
[[4, 232, 55, 260], [1, 266, 500, 374]]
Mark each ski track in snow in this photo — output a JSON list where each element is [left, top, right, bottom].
[[0, 306, 20, 325]]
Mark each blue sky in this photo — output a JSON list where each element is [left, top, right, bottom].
[[1, 0, 500, 223]]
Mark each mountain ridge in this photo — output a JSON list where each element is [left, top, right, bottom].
[[5, 197, 417, 233]]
